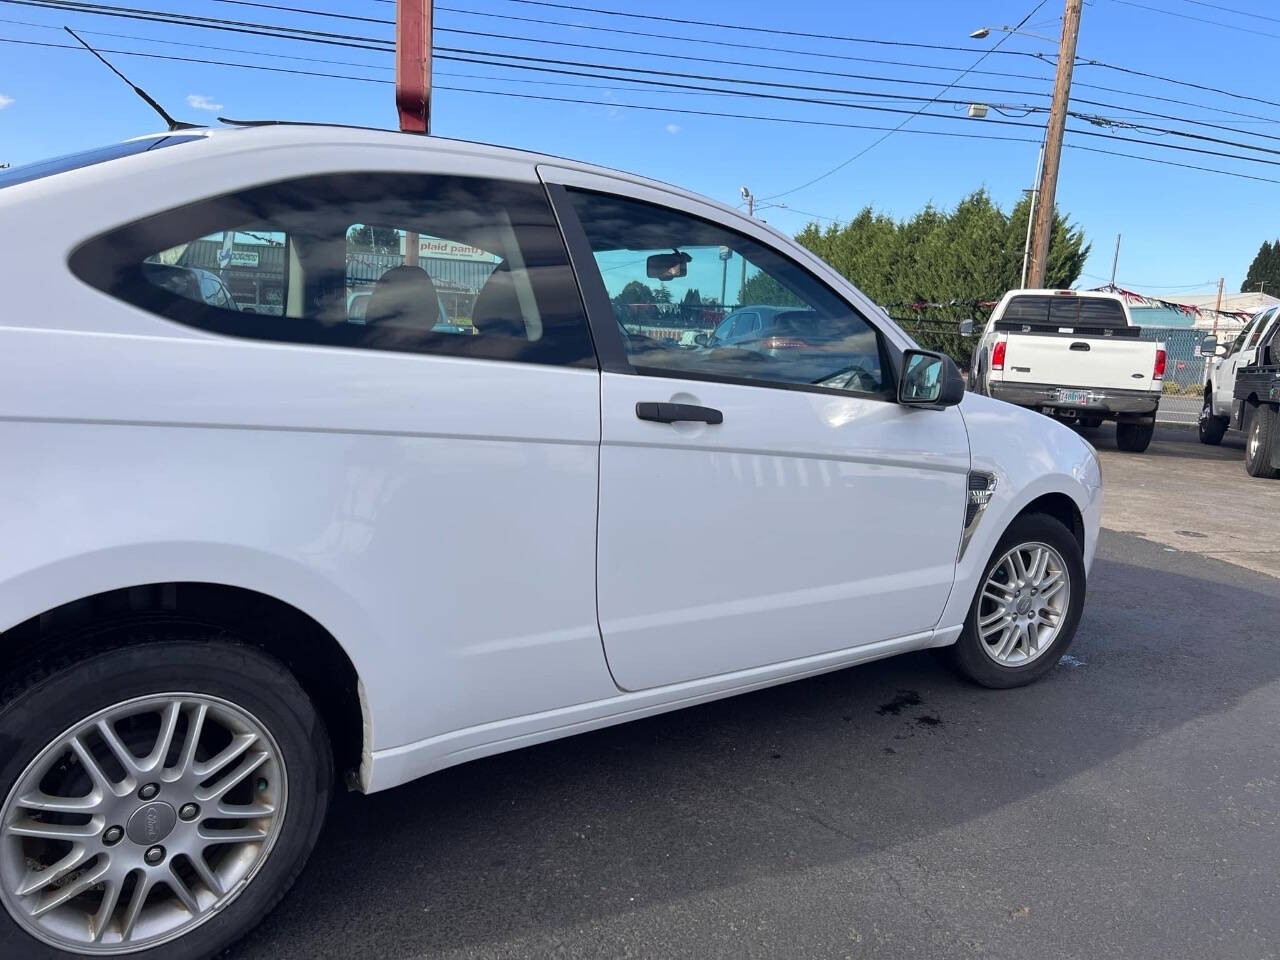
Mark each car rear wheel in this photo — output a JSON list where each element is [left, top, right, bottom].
[[0, 635, 331, 959], [946, 513, 1086, 689], [1116, 422, 1155, 452], [1244, 402, 1280, 479]]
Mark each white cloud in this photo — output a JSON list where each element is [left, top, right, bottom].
[[186, 94, 223, 112], [0, 95, 14, 110], [665, 123, 680, 135]]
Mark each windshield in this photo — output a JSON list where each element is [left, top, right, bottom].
[[0, 135, 204, 190]]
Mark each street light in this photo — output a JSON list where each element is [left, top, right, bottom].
[[970, 24, 1058, 43]]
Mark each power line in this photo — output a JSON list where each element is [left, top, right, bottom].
[[19, 0, 1280, 131], [384, 0, 1057, 61], [1107, 0, 1280, 40], [7, 34, 1280, 188], [476, 0, 1280, 111], [12, 0, 1280, 161], [1174, 0, 1280, 25], [423, 0, 1280, 124], [763, 0, 1049, 200]]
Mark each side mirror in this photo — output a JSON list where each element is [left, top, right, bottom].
[[1216, 345, 1228, 357], [693, 333, 709, 347], [898, 349, 965, 408], [959, 319, 974, 337], [1200, 336, 1218, 356]]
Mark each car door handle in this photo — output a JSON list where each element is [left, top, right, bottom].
[[635, 402, 724, 424], [1069, 341, 1091, 351]]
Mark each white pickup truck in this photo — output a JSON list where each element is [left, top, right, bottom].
[[1197, 304, 1280, 447], [970, 289, 1166, 452]]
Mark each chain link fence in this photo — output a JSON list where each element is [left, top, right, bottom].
[[1136, 325, 1245, 426]]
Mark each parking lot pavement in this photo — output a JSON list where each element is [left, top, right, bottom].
[[1089, 423, 1280, 578], [228, 528, 1280, 960]]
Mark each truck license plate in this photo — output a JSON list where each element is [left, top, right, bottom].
[[1055, 388, 1091, 405]]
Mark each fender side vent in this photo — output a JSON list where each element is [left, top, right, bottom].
[[960, 471, 998, 561]]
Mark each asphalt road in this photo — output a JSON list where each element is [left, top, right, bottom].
[[228, 526, 1280, 960], [1089, 423, 1280, 578]]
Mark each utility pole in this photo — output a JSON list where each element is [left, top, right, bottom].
[[1109, 233, 1121, 286], [1212, 276, 1224, 337], [396, 0, 432, 134], [397, 0, 431, 267], [738, 186, 754, 306], [1026, 0, 1083, 289]]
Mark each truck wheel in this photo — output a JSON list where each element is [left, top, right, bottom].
[[945, 513, 1086, 689], [1198, 397, 1228, 445], [1116, 422, 1155, 452], [1244, 403, 1280, 478], [0, 634, 332, 960]]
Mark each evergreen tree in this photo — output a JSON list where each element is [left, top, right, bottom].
[[1241, 239, 1280, 293], [794, 190, 1089, 362], [740, 270, 805, 307]]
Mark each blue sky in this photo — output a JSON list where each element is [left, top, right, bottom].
[[1, 0, 1277, 298]]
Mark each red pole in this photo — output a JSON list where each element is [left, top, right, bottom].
[[396, 0, 431, 134]]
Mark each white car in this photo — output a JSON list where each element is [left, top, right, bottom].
[[0, 125, 1101, 959]]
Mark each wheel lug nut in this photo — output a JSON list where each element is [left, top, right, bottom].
[[179, 803, 199, 821], [138, 783, 159, 801], [103, 826, 123, 846], [144, 845, 165, 865]]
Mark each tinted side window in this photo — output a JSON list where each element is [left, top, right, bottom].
[[72, 174, 596, 367], [567, 189, 890, 398], [1246, 309, 1274, 349]]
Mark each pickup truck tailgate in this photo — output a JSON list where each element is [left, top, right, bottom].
[[999, 333, 1159, 392]]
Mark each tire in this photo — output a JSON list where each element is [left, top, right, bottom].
[[1244, 402, 1280, 479], [0, 632, 332, 960], [1116, 421, 1155, 452], [945, 513, 1086, 689], [1198, 396, 1228, 446]]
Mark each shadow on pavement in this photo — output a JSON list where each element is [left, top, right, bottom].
[[230, 538, 1280, 959]]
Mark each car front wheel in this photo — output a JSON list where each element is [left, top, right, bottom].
[[946, 513, 1086, 689], [0, 635, 331, 959]]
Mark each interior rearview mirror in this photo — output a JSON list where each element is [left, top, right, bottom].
[[959, 319, 974, 337], [898, 349, 965, 408], [647, 250, 692, 280]]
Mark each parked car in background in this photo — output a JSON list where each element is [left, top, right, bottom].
[[970, 289, 1166, 452], [1199, 305, 1280, 448], [0, 124, 1101, 960], [142, 261, 239, 312]]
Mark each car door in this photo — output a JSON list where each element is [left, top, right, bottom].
[[544, 170, 971, 691], [1218, 309, 1272, 410]]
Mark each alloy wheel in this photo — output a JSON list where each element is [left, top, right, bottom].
[[0, 693, 287, 954], [977, 541, 1071, 667]]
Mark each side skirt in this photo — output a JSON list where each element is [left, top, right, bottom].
[[362, 624, 964, 793]]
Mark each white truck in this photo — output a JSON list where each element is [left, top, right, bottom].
[[970, 289, 1166, 452], [1197, 304, 1280, 447]]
